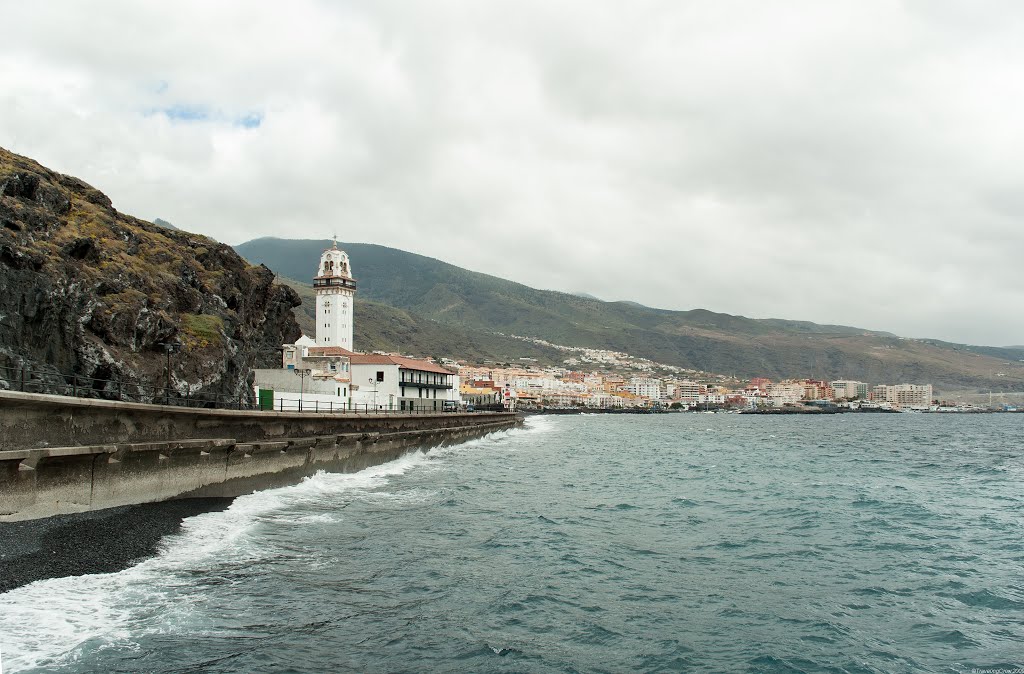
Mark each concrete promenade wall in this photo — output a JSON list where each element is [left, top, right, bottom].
[[0, 391, 519, 521]]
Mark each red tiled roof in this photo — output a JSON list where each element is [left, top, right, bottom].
[[348, 354, 395, 365], [349, 353, 454, 375], [392, 355, 455, 375], [306, 347, 356, 357]]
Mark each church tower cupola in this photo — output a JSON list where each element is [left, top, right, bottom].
[[313, 237, 356, 350]]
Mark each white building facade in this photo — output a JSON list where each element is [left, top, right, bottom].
[[831, 380, 869, 400], [625, 377, 663, 400], [350, 354, 460, 412], [871, 384, 933, 410], [314, 239, 357, 350]]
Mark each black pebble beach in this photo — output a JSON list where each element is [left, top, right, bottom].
[[0, 498, 233, 594]]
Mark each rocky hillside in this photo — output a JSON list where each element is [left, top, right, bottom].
[[237, 238, 1024, 392], [0, 148, 300, 403]]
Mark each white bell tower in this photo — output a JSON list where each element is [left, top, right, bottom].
[[314, 237, 356, 349]]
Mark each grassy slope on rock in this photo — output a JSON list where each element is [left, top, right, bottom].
[[0, 147, 299, 397]]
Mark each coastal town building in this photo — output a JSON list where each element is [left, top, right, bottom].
[[800, 380, 834, 401], [349, 354, 460, 412], [625, 377, 662, 400], [766, 382, 805, 407], [674, 380, 705, 402], [871, 384, 933, 410], [831, 380, 869, 400], [252, 366, 351, 411], [282, 335, 317, 368], [461, 379, 503, 407], [603, 376, 626, 393], [257, 241, 460, 412], [451, 360, 943, 413]]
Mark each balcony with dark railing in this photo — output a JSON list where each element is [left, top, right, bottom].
[[313, 277, 357, 290], [400, 376, 453, 390]]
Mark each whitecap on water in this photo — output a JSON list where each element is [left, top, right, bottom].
[[0, 451, 434, 671], [360, 487, 438, 506], [0, 419, 549, 672]]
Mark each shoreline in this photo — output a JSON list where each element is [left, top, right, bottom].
[[522, 406, 1011, 415], [0, 497, 233, 594]]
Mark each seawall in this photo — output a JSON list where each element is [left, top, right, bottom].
[[0, 391, 519, 522]]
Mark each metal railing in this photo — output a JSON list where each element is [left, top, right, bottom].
[[399, 380, 454, 389], [312, 277, 356, 289], [265, 397, 478, 414], [0, 363, 503, 415]]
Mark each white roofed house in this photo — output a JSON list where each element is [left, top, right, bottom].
[[349, 354, 460, 412]]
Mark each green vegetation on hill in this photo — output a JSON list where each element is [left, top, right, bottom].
[[0, 147, 300, 400], [236, 239, 1024, 390], [277, 275, 565, 365]]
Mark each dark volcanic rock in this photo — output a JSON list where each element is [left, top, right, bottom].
[[0, 146, 301, 403], [0, 498, 234, 593]]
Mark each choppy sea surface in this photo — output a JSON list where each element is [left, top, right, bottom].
[[1, 413, 1022, 673]]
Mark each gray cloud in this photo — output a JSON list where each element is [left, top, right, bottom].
[[2, 0, 1022, 346]]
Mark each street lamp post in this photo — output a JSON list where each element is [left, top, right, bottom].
[[369, 377, 378, 411], [157, 341, 181, 404], [295, 368, 311, 411]]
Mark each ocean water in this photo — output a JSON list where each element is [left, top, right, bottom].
[[1, 413, 1022, 673]]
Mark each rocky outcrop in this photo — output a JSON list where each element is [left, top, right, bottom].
[[0, 147, 301, 403]]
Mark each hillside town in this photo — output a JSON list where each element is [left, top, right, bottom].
[[458, 362, 945, 412], [250, 242, 983, 414]]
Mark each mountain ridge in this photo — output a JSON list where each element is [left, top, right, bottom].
[[235, 238, 1024, 390], [236, 238, 888, 336]]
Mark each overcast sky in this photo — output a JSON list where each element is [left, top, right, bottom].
[[2, 1, 1022, 346]]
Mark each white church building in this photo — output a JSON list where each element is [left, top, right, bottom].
[[253, 239, 460, 412], [313, 240, 356, 350]]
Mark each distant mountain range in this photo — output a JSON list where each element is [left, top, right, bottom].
[[235, 238, 1024, 391]]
